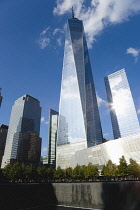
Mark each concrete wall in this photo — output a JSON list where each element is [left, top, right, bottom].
[[57, 133, 140, 169], [56, 141, 87, 169]]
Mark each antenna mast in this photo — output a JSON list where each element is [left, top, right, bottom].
[[72, 7, 75, 18]]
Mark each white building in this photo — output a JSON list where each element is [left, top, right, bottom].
[[57, 133, 140, 169]]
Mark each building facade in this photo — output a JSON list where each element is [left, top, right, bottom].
[[0, 124, 8, 167], [41, 155, 48, 166], [2, 94, 41, 167], [17, 132, 42, 165], [57, 16, 103, 148], [105, 69, 140, 139], [48, 109, 58, 168], [57, 133, 140, 169]]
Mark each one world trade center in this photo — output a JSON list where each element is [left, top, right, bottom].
[[57, 14, 103, 148]]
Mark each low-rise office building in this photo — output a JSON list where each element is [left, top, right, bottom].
[[57, 132, 140, 169]]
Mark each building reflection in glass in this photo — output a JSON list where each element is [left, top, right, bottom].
[[57, 17, 103, 147], [105, 69, 140, 139], [48, 109, 59, 168]]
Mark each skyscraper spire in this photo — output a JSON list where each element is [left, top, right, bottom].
[[0, 88, 3, 107], [72, 7, 74, 18]]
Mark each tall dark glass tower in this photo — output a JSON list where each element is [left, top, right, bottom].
[[57, 16, 103, 147], [2, 94, 41, 167]]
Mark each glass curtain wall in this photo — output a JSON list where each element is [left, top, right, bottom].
[[57, 17, 103, 147], [105, 69, 140, 139], [48, 109, 58, 168]]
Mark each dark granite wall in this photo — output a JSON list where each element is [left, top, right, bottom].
[[0, 183, 58, 210], [53, 181, 140, 210], [1, 181, 140, 210]]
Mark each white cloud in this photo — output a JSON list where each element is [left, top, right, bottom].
[[53, 28, 64, 36], [54, 0, 140, 48], [41, 116, 49, 125], [39, 37, 50, 49], [53, 0, 83, 16], [53, 28, 64, 47], [57, 38, 62, 46], [41, 117, 45, 122], [42, 147, 48, 152], [96, 92, 107, 107], [38, 26, 64, 49], [137, 109, 140, 114], [127, 47, 140, 61], [40, 26, 50, 35]]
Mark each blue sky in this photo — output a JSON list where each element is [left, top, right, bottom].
[[0, 0, 140, 156]]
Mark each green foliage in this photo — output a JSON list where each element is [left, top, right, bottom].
[[3, 163, 26, 182], [2, 158, 140, 182], [25, 164, 37, 181], [20, 163, 26, 181], [118, 156, 128, 176], [102, 160, 117, 177], [37, 166, 47, 182], [54, 166, 65, 180], [2, 164, 12, 181], [73, 164, 84, 180], [65, 167, 73, 179], [47, 168, 55, 180], [128, 158, 140, 178], [84, 163, 99, 179]]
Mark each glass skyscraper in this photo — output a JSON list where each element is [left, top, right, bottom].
[[105, 69, 140, 139], [48, 109, 58, 168], [57, 16, 103, 147], [0, 124, 8, 167], [2, 94, 41, 167]]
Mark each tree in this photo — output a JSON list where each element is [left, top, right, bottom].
[[54, 166, 65, 180], [25, 164, 37, 182], [19, 163, 26, 181], [65, 167, 73, 179], [102, 160, 117, 177], [118, 156, 128, 176], [128, 158, 140, 178], [2, 164, 12, 181], [47, 168, 55, 181], [10, 163, 23, 182], [73, 164, 84, 180], [37, 166, 47, 182], [84, 163, 99, 179]]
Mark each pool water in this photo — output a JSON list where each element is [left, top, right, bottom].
[[20, 204, 101, 210]]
